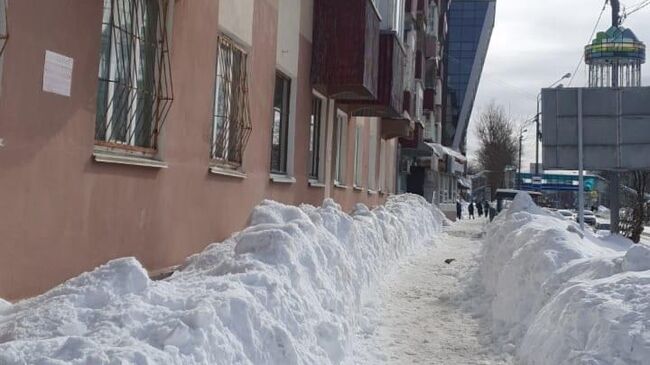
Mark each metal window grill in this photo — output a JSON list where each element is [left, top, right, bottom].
[[0, 0, 7, 58], [95, 0, 173, 151], [212, 35, 252, 167]]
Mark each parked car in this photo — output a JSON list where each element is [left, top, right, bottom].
[[558, 210, 574, 219], [577, 211, 597, 226], [593, 222, 611, 234]]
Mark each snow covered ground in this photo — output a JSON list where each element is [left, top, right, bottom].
[[354, 218, 512, 365], [1, 193, 648, 364], [0, 195, 446, 364], [473, 194, 650, 365]]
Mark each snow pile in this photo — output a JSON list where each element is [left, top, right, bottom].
[[0, 194, 444, 364], [477, 193, 650, 364]]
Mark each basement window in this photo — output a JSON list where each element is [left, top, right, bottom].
[[211, 35, 252, 168], [94, 0, 173, 154]]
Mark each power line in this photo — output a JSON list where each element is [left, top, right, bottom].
[[568, 0, 609, 86], [623, 0, 650, 18]]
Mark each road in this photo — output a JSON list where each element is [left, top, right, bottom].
[[354, 218, 512, 365]]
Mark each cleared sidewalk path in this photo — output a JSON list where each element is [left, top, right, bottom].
[[354, 218, 512, 364]]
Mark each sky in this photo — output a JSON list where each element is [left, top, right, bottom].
[[469, 0, 650, 170]]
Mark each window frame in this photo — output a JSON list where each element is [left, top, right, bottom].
[[379, 138, 387, 192], [368, 120, 379, 191], [211, 34, 252, 169], [308, 91, 327, 181], [334, 109, 349, 186], [353, 122, 364, 189], [94, 0, 173, 155], [270, 71, 292, 175], [0, 0, 7, 96]]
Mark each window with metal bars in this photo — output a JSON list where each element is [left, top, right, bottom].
[[212, 35, 252, 167], [95, 0, 173, 152], [0, 0, 7, 60], [271, 72, 291, 174], [308, 95, 324, 179]]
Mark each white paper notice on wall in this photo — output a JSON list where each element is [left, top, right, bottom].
[[42, 50, 74, 97]]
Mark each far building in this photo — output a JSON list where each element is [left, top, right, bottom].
[[444, 0, 496, 153], [397, 0, 495, 215]]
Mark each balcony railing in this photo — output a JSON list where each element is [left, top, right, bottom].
[[311, 0, 380, 100], [345, 31, 406, 119]]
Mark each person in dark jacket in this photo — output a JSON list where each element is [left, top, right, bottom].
[[468, 201, 475, 219], [484, 200, 491, 220], [477, 201, 484, 217], [456, 201, 462, 220]]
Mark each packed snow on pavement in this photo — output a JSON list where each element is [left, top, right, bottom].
[[0, 195, 446, 364], [471, 193, 650, 365], [354, 218, 513, 365]]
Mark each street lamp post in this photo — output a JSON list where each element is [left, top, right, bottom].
[[535, 73, 572, 176], [518, 128, 527, 189]]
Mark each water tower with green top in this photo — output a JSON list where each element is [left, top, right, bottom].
[[584, 0, 645, 87]]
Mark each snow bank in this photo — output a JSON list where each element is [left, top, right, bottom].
[[0, 194, 444, 364], [476, 193, 649, 364]]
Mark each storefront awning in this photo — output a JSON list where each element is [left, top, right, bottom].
[[424, 143, 467, 163], [458, 177, 472, 190]]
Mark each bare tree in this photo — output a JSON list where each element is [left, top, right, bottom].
[[620, 171, 650, 243], [474, 103, 519, 199]]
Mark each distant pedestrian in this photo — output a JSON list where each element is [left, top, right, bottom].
[[468, 202, 475, 219], [456, 200, 462, 221], [477, 201, 484, 217], [483, 200, 490, 218]]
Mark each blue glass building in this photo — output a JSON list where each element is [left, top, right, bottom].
[[444, 0, 496, 151]]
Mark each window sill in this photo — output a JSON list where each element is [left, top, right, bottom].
[[353, 185, 365, 192], [334, 182, 349, 190], [270, 174, 296, 184], [93, 149, 167, 169], [308, 179, 326, 188], [209, 165, 247, 179], [367, 190, 379, 195]]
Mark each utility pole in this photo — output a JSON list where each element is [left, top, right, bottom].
[[610, 0, 621, 234], [535, 98, 540, 176], [518, 128, 527, 190]]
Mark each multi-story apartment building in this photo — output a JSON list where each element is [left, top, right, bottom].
[[0, 0, 435, 300], [393, 0, 468, 206]]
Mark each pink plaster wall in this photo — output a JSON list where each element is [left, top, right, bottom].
[[0, 0, 393, 300]]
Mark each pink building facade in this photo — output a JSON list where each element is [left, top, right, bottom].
[[0, 0, 419, 300]]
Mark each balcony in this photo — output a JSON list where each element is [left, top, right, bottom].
[[344, 32, 406, 119], [311, 0, 380, 100], [424, 88, 435, 111], [416, 0, 431, 26], [423, 32, 438, 59], [405, 0, 417, 21], [381, 117, 414, 140]]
